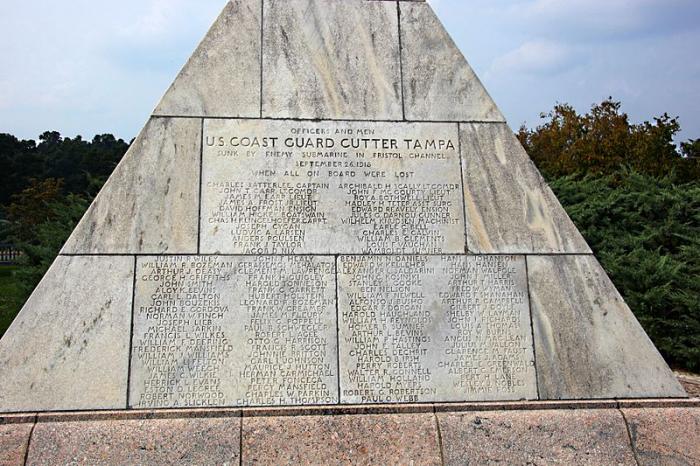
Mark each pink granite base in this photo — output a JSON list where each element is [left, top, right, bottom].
[[623, 407, 700, 465], [243, 413, 441, 465], [0, 422, 33, 466], [438, 409, 637, 465], [26, 417, 240, 465], [0, 400, 697, 465]]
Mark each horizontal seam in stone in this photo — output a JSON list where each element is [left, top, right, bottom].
[[4, 399, 696, 423], [150, 114, 507, 125], [57, 252, 598, 258]]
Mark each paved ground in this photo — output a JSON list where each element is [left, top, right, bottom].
[[1, 399, 698, 465], [677, 372, 700, 398]]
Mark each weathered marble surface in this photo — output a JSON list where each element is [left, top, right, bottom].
[[438, 409, 637, 465], [62, 118, 200, 254], [461, 123, 592, 254], [337, 255, 537, 404], [0, 0, 689, 419], [622, 407, 700, 465], [243, 413, 441, 465], [400, 2, 504, 122], [262, 0, 402, 120], [0, 256, 133, 412], [201, 119, 465, 254], [528, 255, 687, 399], [154, 0, 261, 118], [129, 256, 337, 408], [26, 417, 241, 465]]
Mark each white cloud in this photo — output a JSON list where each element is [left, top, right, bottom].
[[118, 0, 212, 43], [508, 0, 700, 41], [490, 40, 576, 76], [1, 0, 698, 144], [0, 0, 223, 139], [123, 0, 183, 39], [431, 0, 700, 142]]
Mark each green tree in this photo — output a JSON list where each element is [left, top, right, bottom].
[[12, 194, 90, 296], [550, 170, 700, 371], [0, 134, 40, 208], [0, 131, 128, 216], [5, 178, 65, 243], [518, 99, 700, 181], [1, 189, 90, 337], [682, 139, 700, 159]]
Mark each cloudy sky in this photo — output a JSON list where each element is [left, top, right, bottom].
[[1, 0, 698, 142]]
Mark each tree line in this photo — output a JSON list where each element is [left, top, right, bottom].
[[0, 99, 698, 371]]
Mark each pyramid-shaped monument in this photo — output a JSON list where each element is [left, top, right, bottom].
[[0, 0, 685, 413]]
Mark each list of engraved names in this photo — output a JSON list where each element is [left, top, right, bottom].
[[129, 256, 338, 408], [125, 119, 541, 409], [338, 255, 537, 403]]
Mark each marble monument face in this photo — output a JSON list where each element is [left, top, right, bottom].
[[0, 0, 685, 413], [200, 120, 465, 255], [130, 255, 338, 408]]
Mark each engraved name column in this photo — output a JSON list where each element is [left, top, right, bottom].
[[438, 256, 536, 397], [129, 256, 338, 408], [338, 255, 538, 403], [338, 256, 440, 403]]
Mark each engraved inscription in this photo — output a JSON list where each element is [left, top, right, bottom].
[[201, 119, 465, 254], [130, 256, 338, 408], [338, 255, 537, 403]]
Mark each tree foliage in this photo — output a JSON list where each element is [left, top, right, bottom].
[[682, 139, 700, 159], [517, 98, 699, 370], [0, 131, 124, 337], [12, 193, 90, 297], [550, 171, 700, 370], [5, 178, 65, 242], [518, 99, 700, 181], [0, 131, 129, 210]]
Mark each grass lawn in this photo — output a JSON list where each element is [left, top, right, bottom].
[[0, 265, 26, 338]]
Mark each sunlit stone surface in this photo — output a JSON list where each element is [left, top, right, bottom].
[[0, 0, 685, 414]]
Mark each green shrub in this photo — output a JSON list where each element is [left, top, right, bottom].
[[0, 194, 89, 337], [0, 266, 24, 336], [550, 170, 700, 371]]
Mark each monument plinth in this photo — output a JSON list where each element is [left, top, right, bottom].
[[0, 0, 685, 414]]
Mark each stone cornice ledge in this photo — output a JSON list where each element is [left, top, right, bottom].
[[1, 398, 697, 423], [2, 399, 698, 465]]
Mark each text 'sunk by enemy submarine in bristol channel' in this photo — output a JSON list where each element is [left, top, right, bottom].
[[0, 0, 686, 414]]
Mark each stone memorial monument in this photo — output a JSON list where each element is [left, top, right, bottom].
[[0, 0, 686, 413]]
